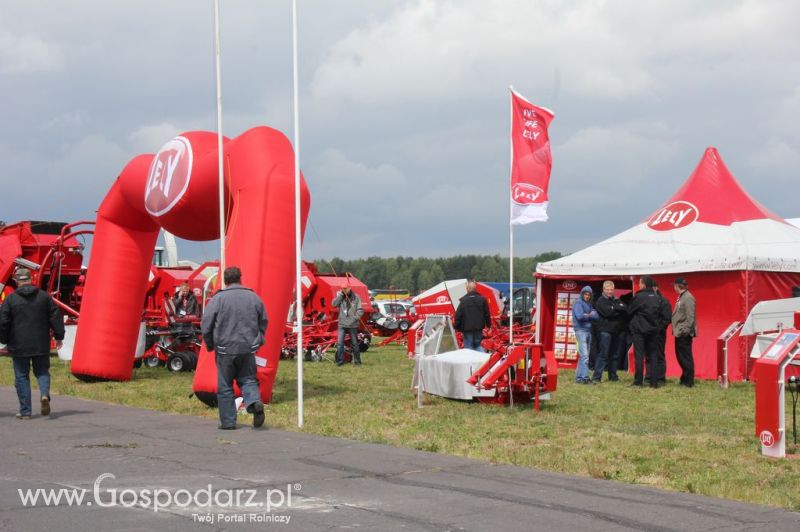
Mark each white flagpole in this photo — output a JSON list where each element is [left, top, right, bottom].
[[292, 0, 304, 429], [213, 0, 226, 286], [508, 86, 514, 344]]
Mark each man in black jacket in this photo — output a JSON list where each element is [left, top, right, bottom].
[[0, 268, 65, 419], [455, 281, 491, 351], [626, 276, 662, 387], [592, 280, 626, 383], [652, 281, 673, 386]]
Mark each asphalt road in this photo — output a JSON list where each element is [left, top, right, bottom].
[[0, 387, 798, 531]]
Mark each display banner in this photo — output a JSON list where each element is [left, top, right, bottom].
[[510, 89, 554, 225]]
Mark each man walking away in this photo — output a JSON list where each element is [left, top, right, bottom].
[[593, 281, 626, 383], [0, 268, 64, 419], [627, 276, 662, 388], [332, 285, 364, 366], [572, 286, 598, 384], [201, 266, 266, 430], [672, 277, 697, 387], [455, 280, 491, 352]]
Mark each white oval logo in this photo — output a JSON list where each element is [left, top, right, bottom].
[[512, 183, 545, 206], [436, 295, 449, 304], [647, 201, 699, 232], [562, 280, 577, 290], [759, 430, 775, 447], [144, 136, 193, 217]]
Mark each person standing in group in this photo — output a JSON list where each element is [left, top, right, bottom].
[[572, 286, 598, 384], [201, 266, 266, 430], [672, 277, 697, 387], [627, 276, 662, 388], [332, 284, 364, 366], [455, 280, 491, 352], [592, 281, 627, 383], [0, 268, 64, 419], [652, 281, 673, 386]]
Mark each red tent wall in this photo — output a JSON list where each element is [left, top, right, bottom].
[[537, 270, 800, 381]]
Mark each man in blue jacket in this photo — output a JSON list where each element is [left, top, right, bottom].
[[572, 286, 598, 384], [201, 266, 266, 430], [0, 268, 64, 419]]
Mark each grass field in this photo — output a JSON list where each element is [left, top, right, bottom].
[[2, 346, 799, 511]]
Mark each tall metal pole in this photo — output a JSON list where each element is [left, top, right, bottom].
[[213, 0, 226, 286], [292, 0, 304, 428], [508, 86, 515, 344]]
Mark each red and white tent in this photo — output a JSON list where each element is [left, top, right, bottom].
[[535, 148, 800, 380]]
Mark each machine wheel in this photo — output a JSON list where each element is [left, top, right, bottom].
[[398, 319, 411, 333], [133, 358, 143, 369], [358, 332, 372, 353], [167, 352, 191, 372], [144, 356, 162, 368], [185, 351, 198, 371]]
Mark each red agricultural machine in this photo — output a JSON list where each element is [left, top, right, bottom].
[[140, 261, 218, 372], [0, 220, 93, 356], [281, 262, 374, 362]]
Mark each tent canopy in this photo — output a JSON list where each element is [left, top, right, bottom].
[[537, 148, 800, 277]]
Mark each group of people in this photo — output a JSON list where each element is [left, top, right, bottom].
[[572, 276, 697, 388]]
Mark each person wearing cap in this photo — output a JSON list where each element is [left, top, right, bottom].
[[0, 268, 65, 419], [332, 284, 365, 365], [672, 277, 697, 387], [572, 286, 599, 384]]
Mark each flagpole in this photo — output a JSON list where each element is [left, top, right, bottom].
[[213, 0, 226, 286], [292, 0, 304, 429], [508, 86, 514, 344]]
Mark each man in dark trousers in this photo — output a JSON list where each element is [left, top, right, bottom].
[[672, 277, 697, 387], [652, 281, 673, 386], [332, 284, 364, 366], [627, 276, 662, 387], [0, 268, 65, 419], [455, 280, 491, 352], [201, 266, 266, 430], [593, 280, 627, 383]]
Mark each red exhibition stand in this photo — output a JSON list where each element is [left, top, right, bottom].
[[753, 328, 800, 458]]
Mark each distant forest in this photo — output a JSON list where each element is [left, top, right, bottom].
[[313, 252, 562, 294]]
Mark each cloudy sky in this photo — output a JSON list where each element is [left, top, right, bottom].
[[1, 0, 798, 262]]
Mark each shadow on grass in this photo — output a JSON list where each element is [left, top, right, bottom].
[[269, 381, 350, 404]]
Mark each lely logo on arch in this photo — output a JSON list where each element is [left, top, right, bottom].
[[647, 201, 699, 232], [512, 183, 545, 205], [145, 136, 193, 217]]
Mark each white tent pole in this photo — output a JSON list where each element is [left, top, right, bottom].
[[213, 0, 226, 286], [508, 86, 514, 344], [292, 0, 304, 428]]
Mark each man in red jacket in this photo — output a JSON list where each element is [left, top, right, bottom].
[[0, 268, 65, 419]]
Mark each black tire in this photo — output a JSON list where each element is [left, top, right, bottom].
[[133, 358, 143, 369], [144, 356, 162, 368], [168, 352, 190, 372], [398, 319, 411, 332], [185, 351, 198, 371]]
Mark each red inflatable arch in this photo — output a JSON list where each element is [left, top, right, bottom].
[[71, 126, 310, 405]]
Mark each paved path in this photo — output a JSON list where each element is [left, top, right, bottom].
[[0, 387, 798, 531]]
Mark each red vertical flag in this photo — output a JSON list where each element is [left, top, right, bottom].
[[510, 89, 554, 224]]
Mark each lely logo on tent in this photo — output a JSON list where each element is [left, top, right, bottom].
[[647, 201, 699, 232], [512, 183, 545, 205], [144, 136, 193, 217]]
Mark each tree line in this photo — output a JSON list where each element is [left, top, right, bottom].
[[313, 252, 562, 294]]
